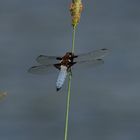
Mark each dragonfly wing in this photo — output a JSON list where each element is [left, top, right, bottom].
[[36, 55, 61, 65], [72, 59, 104, 71], [28, 64, 58, 75], [76, 59, 104, 65], [75, 48, 109, 62]]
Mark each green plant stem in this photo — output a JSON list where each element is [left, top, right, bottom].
[[64, 74, 72, 140], [64, 26, 76, 140], [72, 26, 76, 53]]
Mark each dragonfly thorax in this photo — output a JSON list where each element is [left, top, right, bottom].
[[54, 52, 77, 70], [60, 52, 77, 69]]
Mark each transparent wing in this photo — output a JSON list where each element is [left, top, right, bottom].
[[36, 55, 60, 65], [72, 59, 104, 70], [75, 48, 109, 62], [28, 64, 58, 75], [76, 58, 104, 65]]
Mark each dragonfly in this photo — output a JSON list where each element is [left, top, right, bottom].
[[28, 48, 109, 91]]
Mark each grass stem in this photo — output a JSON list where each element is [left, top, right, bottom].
[[64, 26, 76, 140]]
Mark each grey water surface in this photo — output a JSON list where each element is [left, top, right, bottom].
[[0, 0, 140, 140]]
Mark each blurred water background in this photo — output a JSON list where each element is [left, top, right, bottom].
[[0, 0, 140, 140]]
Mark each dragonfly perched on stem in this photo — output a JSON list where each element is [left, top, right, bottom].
[[28, 48, 109, 91]]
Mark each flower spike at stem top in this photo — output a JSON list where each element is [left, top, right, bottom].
[[70, 0, 83, 28]]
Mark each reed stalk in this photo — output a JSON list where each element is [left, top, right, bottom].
[[64, 26, 76, 140], [64, 0, 83, 139]]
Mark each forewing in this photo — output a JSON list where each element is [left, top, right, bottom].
[[36, 55, 60, 65], [28, 64, 58, 75], [75, 48, 109, 62]]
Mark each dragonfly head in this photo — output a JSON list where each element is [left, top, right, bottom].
[[65, 52, 73, 57]]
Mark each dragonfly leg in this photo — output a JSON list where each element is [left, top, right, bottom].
[[54, 63, 61, 70]]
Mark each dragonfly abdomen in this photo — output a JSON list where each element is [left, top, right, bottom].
[[56, 65, 67, 91]]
